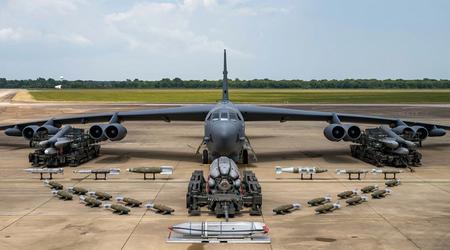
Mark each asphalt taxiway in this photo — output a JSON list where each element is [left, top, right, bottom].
[[0, 91, 449, 250]]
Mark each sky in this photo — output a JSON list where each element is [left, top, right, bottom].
[[0, 0, 449, 81]]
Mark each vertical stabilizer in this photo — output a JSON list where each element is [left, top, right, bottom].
[[222, 49, 229, 102]]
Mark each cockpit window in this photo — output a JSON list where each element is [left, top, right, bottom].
[[229, 113, 238, 121], [211, 112, 220, 120], [220, 112, 228, 120]]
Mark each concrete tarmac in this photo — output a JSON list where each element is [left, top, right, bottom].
[[0, 96, 449, 249]]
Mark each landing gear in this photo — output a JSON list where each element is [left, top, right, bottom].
[[242, 149, 248, 164], [202, 149, 209, 164]]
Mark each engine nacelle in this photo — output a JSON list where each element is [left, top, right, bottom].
[[429, 127, 446, 137], [36, 125, 60, 135], [89, 124, 108, 141], [323, 124, 346, 141], [22, 125, 40, 140], [104, 123, 127, 141], [391, 125, 415, 137], [411, 126, 428, 140], [4, 127, 22, 136], [342, 124, 362, 141]]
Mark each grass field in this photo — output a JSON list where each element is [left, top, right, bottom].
[[27, 89, 450, 104]]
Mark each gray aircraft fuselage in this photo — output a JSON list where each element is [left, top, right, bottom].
[[204, 101, 246, 161]]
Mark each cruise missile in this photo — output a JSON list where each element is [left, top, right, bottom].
[[68, 186, 88, 195], [79, 195, 102, 207], [25, 168, 64, 179], [275, 167, 328, 175], [39, 125, 72, 149], [337, 189, 358, 199], [372, 168, 403, 179], [385, 179, 401, 187], [361, 185, 378, 193], [379, 138, 400, 149], [169, 221, 269, 237], [52, 190, 73, 200], [44, 180, 63, 190], [273, 203, 301, 215], [336, 169, 369, 175], [315, 202, 341, 214], [116, 196, 142, 207], [346, 195, 368, 205], [103, 203, 130, 215], [307, 196, 332, 206], [371, 189, 392, 199], [88, 191, 112, 200], [380, 126, 416, 150], [127, 166, 174, 180], [73, 168, 120, 180], [145, 203, 175, 214]]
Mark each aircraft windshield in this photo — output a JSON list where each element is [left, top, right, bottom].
[[209, 111, 241, 121]]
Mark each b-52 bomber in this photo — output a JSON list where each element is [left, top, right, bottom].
[[1, 50, 448, 164]]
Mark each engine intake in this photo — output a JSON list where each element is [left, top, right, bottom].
[[22, 125, 40, 140], [324, 124, 346, 141], [89, 124, 108, 140], [104, 123, 127, 141], [391, 125, 415, 138], [36, 125, 60, 135], [411, 126, 428, 140], [343, 124, 362, 141]]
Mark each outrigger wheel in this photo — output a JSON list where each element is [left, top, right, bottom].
[[202, 149, 209, 164]]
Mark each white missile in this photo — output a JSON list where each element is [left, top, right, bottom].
[[24, 168, 64, 174], [73, 168, 120, 175], [275, 166, 327, 175], [169, 221, 269, 237]]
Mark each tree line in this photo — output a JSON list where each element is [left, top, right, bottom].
[[1, 77, 450, 89]]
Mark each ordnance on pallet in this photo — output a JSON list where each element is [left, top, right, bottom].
[[371, 168, 403, 180], [275, 166, 328, 180], [28, 127, 100, 168], [24, 167, 64, 180], [73, 168, 120, 180], [126, 166, 173, 180], [336, 169, 369, 180], [350, 127, 422, 168], [186, 156, 262, 221]]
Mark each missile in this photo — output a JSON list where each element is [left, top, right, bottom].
[[39, 125, 72, 148], [74, 168, 120, 175], [346, 195, 368, 205], [337, 189, 358, 199], [380, 126, 416, 149], [169, 221, 269, 237], [52, 190, 73, 200], [79, 195, 102, 207], [336, 169, 368, 175], [361, 185, 378, 193], [88, 191, 112, 200], [127, 166, 174, 180], [371, 169, 402, 174], [275, 166, 327, 175], [145, 203, 175, 214], [385, 179, 401, 187], [307, 196, 332, 206], [315, 202, 341, 214], [68, 186, 88, 195], [371, 189, 392, 199], [44, 180, 63, 190], [25, 168, 64, 175], [103, 203, 130, 215], [116, 196, 142, 207], [273, 203, 301, 215], [379, 138, 399, 149]]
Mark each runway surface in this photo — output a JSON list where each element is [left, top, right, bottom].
[[0, 90, 449, 250]]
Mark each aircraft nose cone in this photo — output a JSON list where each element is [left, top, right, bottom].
[[212, 122, 239, 154]]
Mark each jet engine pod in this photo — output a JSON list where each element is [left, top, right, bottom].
[[36, 125, 60, 135], [411, 126, 428, 140], [22, 125, 40, 140], [391, 125, 415, 138], [104, 123, 127, 141], [4, 127, 22, 136], [89, 124, 108, 140], [323, 124, 346, 141], [342, 124, 362, 141]]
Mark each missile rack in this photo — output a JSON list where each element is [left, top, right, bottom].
[[29, 128, 100, 168], [350, 127, 422, 168]]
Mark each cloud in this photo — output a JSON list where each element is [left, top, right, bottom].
[[5, 0, 85, 14], [0, 28, 22, 41]]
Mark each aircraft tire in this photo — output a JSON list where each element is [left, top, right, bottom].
[[202, 149, 208, 164], [242, 149, 248, 164]]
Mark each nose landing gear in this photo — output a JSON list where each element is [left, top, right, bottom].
[[202, 149, 209, 164]]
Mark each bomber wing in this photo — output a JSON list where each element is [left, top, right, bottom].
[[236, 105, 450, 130], [0, 105, 215, 130]]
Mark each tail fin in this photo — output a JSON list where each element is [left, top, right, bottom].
[[222, 49, 229, 102]]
